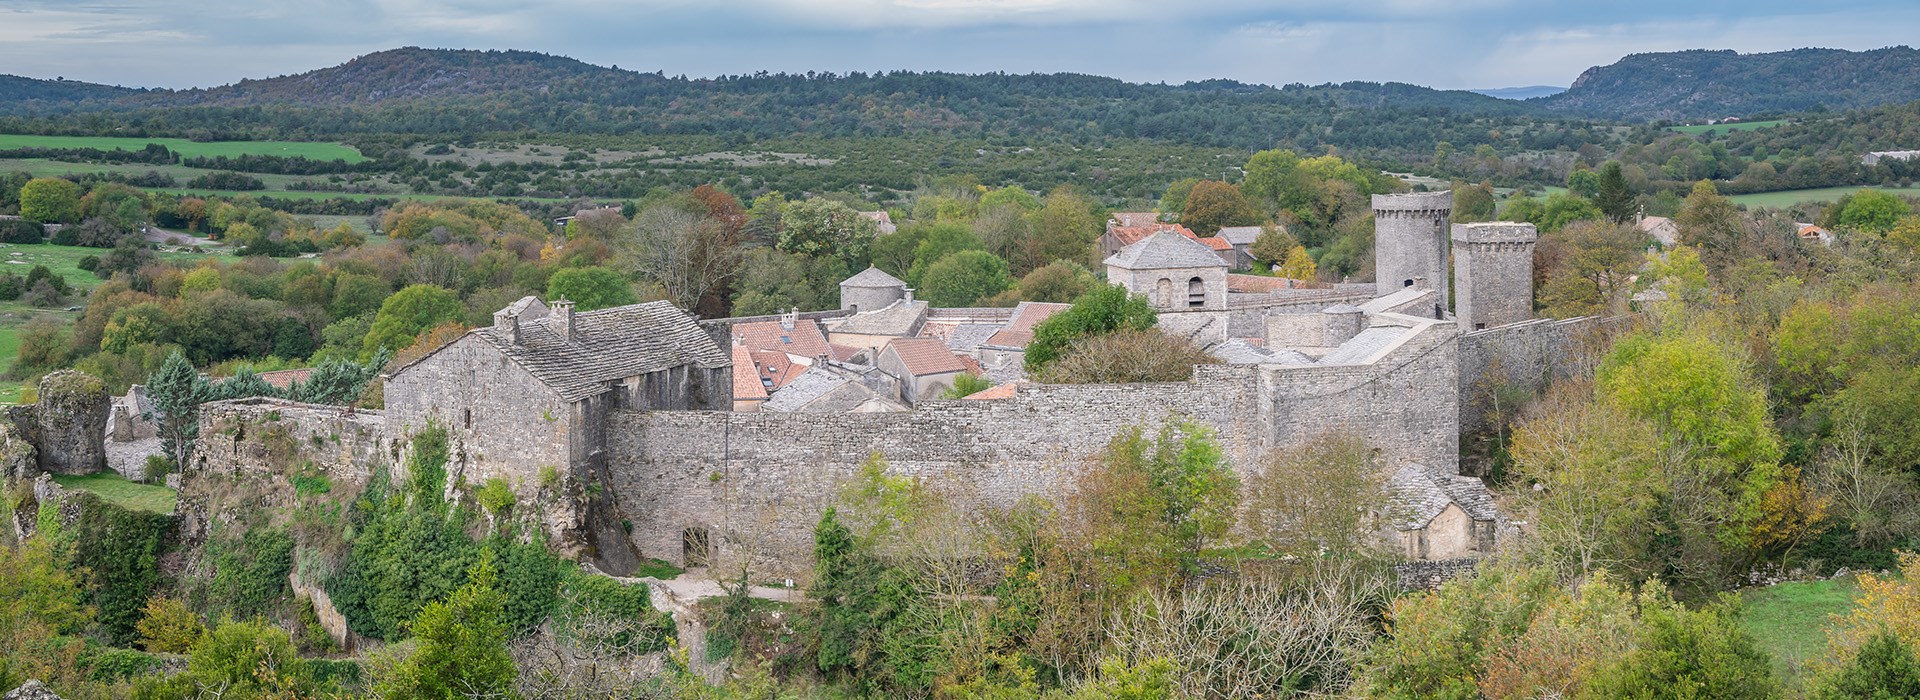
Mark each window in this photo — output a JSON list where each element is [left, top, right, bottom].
[[464, 408, 472, 429], [1155, 278, 1174, 308], [1187, 277, 1207, 308], [1403, 279, 1415, 287], [1474, 323, 1486, 331], [780, 335, 791, 344]]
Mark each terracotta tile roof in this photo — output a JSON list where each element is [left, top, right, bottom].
[[750, 350, 808, 390], [983, 302, 1070, 349], [961, 382, 1020, 400], [258, 368, 312, 390], [884, 337, 968, 377], [829, 343, 863, 362], [958, 355, 985, 376], [1198, 236, 1232, 251], [733, 317, 831, 359], [731, 345, 767, 400], [1227, 274, 1303, 293], [1110, 212, 1164, 229], [1107, 222, 1200, 249]]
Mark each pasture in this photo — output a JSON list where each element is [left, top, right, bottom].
[[1738, 576, 1861, 690], [0, 133, 366, 162], [1729, 185, 1918, 208], [1667, 120, 1787, 135]]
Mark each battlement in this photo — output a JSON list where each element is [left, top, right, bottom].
[[1451, 222, 1540, 245], [1371, 190, 1454, 214]]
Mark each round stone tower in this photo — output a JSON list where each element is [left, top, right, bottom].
[[1450, 222, 1539, 332], [1371, 191, 1453, 307], [839, 266, 908, 313]]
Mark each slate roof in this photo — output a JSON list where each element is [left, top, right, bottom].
[[1358, 287, 1434, 314], [1210, 338, 1313, 366], [884, 337, 968, 376], [1216, 226, 1265, 246], [1104, 231, 1230, 270], [458, 299, 731, 403], [733, 317, 831, 359], [1386, 464, 1499, 530], [943, 324, 1005, 354], [761, 368, 851, 412], [841, 266, 907, 289], [1316, 326, 1410, 366], [983, 302, 1070, 349], [829, 299, 929, 336]]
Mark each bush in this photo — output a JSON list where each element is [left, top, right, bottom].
[[0, 218, 43, 243], [1035, 329, 1219, 384], [185, 171, 266, 191], [207, 527, 295, 620], [69, 498, 171, 646], [76, 255, 100, 272], [1025, 284, 1157, 372], [136, 596, 205, 653]]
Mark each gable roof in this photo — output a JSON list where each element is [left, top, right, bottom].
[[258, 368, 313, 390], [452, 300, 730, 403], [761, 367, 852, 412], [1197, 236, 1232, 251], [730, 345, 768, 401], [983, 302, 1070, 349], [1106, 222, 1200, 250], [1387, 464, 1499, 530], [1104, 231, 1230, 270], [733, 317, 831, 359], [883, 337, 968, 376], [1109, 212, 1163, 229], [1317, 326, 1411, 365], [841, 266, 907, 289], [1215, 226, 1266, 246]]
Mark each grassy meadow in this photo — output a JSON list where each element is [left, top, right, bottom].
[[1738, 576, 1863, 690], [0, 133, 365, 162], [1667, 120, 1788, 135], [1729, 184, 1919, 208]]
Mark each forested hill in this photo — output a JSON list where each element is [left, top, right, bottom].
[[1538, 46, 1920, 121], [0, 48, 1577, 156], [0, 74, 139, 104]]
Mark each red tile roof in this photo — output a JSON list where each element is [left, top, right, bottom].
[[730, 346, 767, 400], [1110, 212, 1163, 229], [958, 355, 985, 376], [1107, 223, 1200, 249], [962, 382, 1020, 400], [1198, 236, 1232, 251], [732, 318, 830, 359], [984, 302, 1070, 349], [750, 350, 809, 389], [258, 368, 312, 390], [884, 338, 968, 377]]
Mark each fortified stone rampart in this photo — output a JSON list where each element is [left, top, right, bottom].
[[1457, 316, 1620, 437], [608, 319, 1461, 578], [1371, 191, 1452, 306], [191, 398, 389, 483]]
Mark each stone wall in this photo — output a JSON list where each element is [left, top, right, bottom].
[[191, 399, 388, 482], [35, 370, 108, 475], [384, 333, 575, 495], [608, 321, 1461, 579], [1457, 316, 1617, 437]]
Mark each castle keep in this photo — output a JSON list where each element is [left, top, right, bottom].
[[191, 193, 1604, 579]]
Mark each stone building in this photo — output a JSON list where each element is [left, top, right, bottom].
[[839, 266, 908, 313], [1386, 464, 1499, 559], [382, 296, 731, 567], [877, 338, 970, 404], [1104, 232, 1229, 312], [1371, 191, 1453, 312], [1450, 222, 1538, 331]]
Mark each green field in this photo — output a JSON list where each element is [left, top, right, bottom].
[[0, 242, 234, 401], [1729, 185, 1918, 208], [0, 133, 365, 162], [1739, 576, 1862, 690], [1667, 120, 1787, 135], [51, 472, 178, 513]]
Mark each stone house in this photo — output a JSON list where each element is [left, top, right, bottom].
[[877, 337, 969, 403], [1385, 464, 1498, 560], [1215, 225, 1266, 269], [974, 301, 1069, 368], [382, 296, 731, 566], [1636, 215, 1678, 247]]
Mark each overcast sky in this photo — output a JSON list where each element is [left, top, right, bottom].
[[2, 0, 1915, 91]]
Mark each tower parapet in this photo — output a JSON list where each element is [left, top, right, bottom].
[[1372, 191, 1453, 307], [1450, 222, 1538, 331]]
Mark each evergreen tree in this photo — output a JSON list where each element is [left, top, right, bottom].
[[146, 351, 211, 468], [1596, 161, 1637, 224], [1816, 631, 1920, 700]]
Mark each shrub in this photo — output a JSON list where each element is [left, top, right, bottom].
[[207, 527, 295, 620], [136, 597, 205, 653], [69, 498, 171, 646], [0, 218, 43, 243], [1035, 329, 1219, 384]]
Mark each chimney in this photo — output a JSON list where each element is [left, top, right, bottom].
[[493, 309, 520, 345], [780, 307, 798, 331], [904, 288, 915, 305], [549, 299, 576, 341]]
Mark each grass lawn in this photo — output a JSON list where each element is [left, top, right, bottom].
[[0, 133, 365, 162], [1667, 120, 1787, 135], [634, 558, 686, 580], [1730, 185, 1918, 208], [51, 472, 178, 513], [1738, 576, 1862, 690]]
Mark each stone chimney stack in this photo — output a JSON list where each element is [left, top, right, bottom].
[[549, 299, 576, 341], [780, 307, 798, 331], [904, 288, 915, 305], [493, 308, 520, 345]]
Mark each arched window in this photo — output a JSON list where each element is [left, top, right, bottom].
[[1187, 277, 1207, 308], [1155, 278, 1173, 308]]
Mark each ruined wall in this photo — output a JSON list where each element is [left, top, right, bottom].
[[191, 399, 388, 482], [609, 322, 1461, 579], [35, 370, 108, 475]]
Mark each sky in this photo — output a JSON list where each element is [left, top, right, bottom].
[[2, 0, 1916, 91]]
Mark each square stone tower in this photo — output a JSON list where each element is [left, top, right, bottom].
[[1371, 191, 1453, 307], [1450, 222, 1538, 331]]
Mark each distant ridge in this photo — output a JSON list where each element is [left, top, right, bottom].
[[0, 74, 138, 103], [1469, 86, 1565, 100], [1538, 46, 1920, 121]]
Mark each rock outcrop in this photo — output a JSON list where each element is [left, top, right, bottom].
[[34, 370, 108, 475]]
